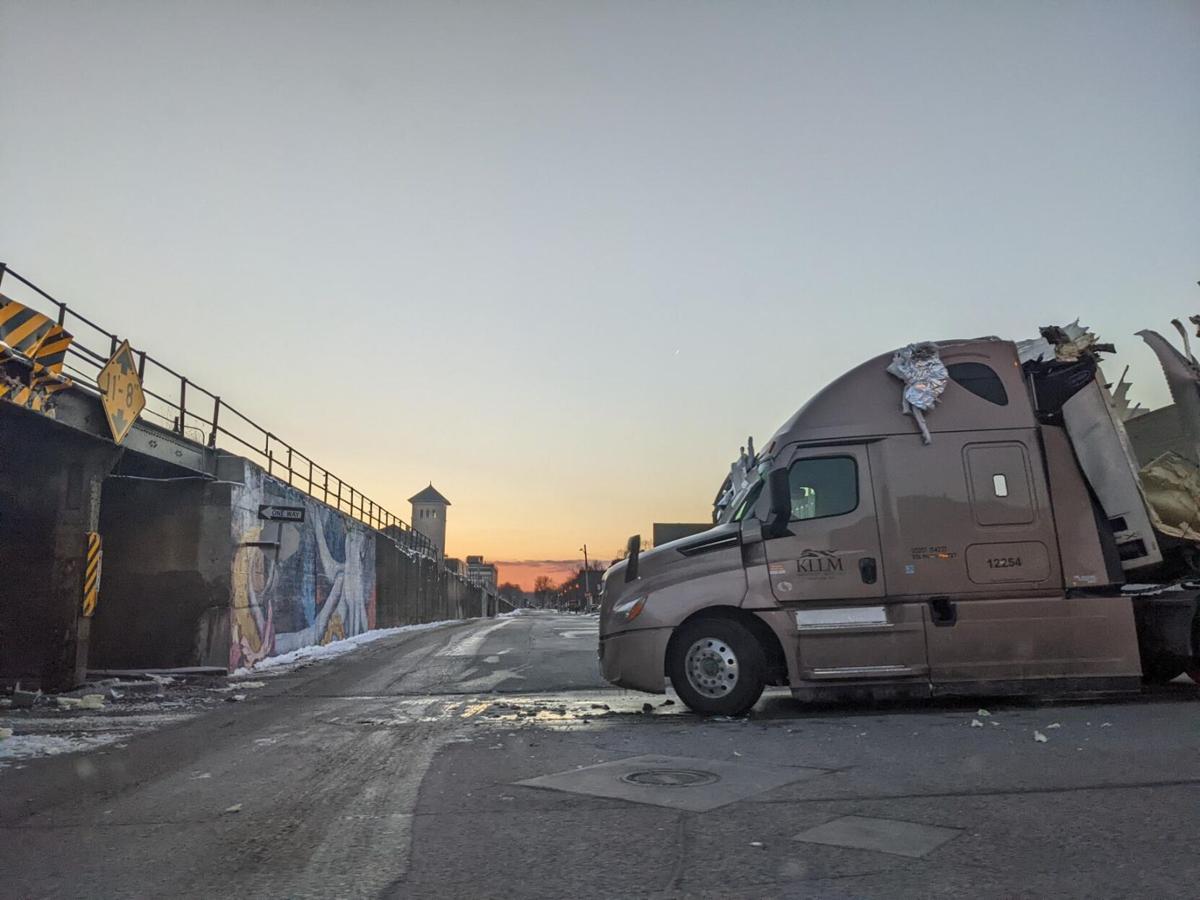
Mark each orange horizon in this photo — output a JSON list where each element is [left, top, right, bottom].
[[495, 560, 596, 593]]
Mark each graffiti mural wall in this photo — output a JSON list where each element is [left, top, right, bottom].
[[229, 462, 376, 670]]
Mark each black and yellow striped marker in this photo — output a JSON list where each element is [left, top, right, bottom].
[[0, 293, 55, 356], [83, 532, 102, 617], [0, 294, 75, 409]]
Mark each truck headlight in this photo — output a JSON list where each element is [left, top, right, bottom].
[[613, 595, 647, 622]]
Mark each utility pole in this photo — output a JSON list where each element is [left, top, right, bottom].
[[580, 544, 590, 610]]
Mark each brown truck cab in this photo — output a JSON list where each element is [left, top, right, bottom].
[[599, 334, 1200, 715]]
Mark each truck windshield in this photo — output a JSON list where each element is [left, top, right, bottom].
[[732, 482, 763, 522]]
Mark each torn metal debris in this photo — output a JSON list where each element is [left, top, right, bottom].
[[1017, 320, 1113, 364]]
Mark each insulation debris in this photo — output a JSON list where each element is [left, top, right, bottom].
[[55, 694, 106, 711], [1138, 452, 1200, 541], [886, 343, 947, 445]]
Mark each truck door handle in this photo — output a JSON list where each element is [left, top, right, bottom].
[[859, 557, 877, 585], [929, 596, 957, 627]]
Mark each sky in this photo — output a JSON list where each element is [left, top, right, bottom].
[[2, 2, 1197, 590]]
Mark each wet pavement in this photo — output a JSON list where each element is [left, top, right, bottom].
[[2, 610, 1199, 898]]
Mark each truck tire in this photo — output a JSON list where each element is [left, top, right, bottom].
[[668, 618, 765, 716]]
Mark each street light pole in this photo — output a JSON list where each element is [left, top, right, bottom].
[[580, 544, 590, 609]]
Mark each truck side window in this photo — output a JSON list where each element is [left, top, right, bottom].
[[947, 362, 1008, 406], [788, 456, 857, 520]]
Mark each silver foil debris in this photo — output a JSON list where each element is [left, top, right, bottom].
[[887, 342, 948, 445]]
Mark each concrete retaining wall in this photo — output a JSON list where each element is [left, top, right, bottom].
[[91, 477, 232, 669], [86, 455, 489, 673]]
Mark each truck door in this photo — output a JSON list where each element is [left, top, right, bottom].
[[763, 445, 929, 684], [870, 430, 1077, 687]]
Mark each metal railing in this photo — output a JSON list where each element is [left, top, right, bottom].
[[0, 264, 439, 559]]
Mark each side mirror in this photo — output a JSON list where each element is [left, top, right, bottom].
[[623, 534, 641, 583], [766, 468, 791, 538]]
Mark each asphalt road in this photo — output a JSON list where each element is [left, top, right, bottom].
[[3, 610, 1200, 899]]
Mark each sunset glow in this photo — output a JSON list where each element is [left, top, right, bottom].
[[3, 3, 1196, 572], [494, 561, 587, 593]]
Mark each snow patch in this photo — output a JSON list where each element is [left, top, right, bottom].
[[0, 732, 130, 764], [232, 619, 466, 676]]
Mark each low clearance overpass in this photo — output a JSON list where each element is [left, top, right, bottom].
[[0, 265, 487, 690]]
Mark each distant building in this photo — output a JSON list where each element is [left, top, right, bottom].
[[465, 555, 498, 593], [443, 557, 465, 577], [409, 484, 450, 555], [652, 522, 710, 547]]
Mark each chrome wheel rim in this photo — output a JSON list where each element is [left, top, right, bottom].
[[684, 637, 738, 698]]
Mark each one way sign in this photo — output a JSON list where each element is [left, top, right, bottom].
[[258, 504, 306, 522]]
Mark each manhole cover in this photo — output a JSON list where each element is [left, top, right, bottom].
[[621, 768, 720, 787]]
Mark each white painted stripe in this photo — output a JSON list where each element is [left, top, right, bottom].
[[436, 618, 513, 657]]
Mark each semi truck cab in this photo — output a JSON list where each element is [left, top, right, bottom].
[[599, 332, 1200, 715]]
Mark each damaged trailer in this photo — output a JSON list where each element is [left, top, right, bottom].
[[599, 319, 1200, 715]]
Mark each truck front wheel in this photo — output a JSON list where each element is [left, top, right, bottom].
[[668, 618, 766, 716]]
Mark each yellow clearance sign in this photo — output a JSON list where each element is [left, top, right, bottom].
[[97, 340, 145, 444]]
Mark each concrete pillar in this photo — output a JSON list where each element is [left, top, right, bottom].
[[44, 448, 119, 690]]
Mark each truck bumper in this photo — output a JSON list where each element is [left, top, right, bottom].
[[598, 627, 670, 694]]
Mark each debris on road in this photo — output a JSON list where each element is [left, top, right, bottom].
[[641, 703, 654, 713], [970, 719, 984, 728], [2, 674, 242, 767], [223, 803, 242, 814], [1047, 722, 1061, 729], [224, 694, 247, 703], [56, 694, 105, 711], [1034, 730, 1049, 743], [749, 841, 765, 848], [977, 708, 991, 717]]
